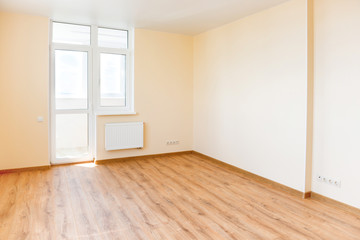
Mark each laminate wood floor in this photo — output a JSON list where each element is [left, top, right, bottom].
[[0, 153, 360, 240]]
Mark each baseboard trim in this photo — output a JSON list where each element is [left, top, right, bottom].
[[0, 151, 192, 173], [303, 191, 312, 199], [0, 165, 50, 174], [192, 151, 307, 199], [95, 151, 193, 164], [311, 192, 360, 215]]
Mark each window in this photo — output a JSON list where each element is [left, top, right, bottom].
[[52, 22, 91, 45], [98, 27, 128, 49], [51, 22, 134, 114], [50, 22, 134, 164], [100, 53, 126, 107]]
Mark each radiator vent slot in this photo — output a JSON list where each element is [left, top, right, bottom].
[[105, 122, 144, 151]]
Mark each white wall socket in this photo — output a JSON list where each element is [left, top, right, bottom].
[[316, 175, 341, 188], [37, 116, 44, 122], [166, 140, 179, 145]]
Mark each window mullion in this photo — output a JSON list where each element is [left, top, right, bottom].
[[91, 25, 100, 114]]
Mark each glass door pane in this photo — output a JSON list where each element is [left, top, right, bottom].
[[55, 50, 88, 110], [52, 49, 92, 164], [55, 114, 89, 159]]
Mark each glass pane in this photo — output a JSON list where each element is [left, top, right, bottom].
[[100, 53, 126, 107], [52, 22, 91, 45], [98, 28, 128, 49], [55, 50, 88, 110], [56, 114, 89, 159]]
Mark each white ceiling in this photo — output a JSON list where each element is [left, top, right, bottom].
[[0, 0, 289, 35]]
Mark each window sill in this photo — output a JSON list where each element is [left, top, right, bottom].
[[95, 111, 137, 116]]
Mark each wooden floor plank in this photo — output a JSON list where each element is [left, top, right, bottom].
[[0, 153, 360, 239], [0, 173, 19, 239], [52, 167, 78, 239], [64, 166, 100, 237], [130, 158, 269, 240], [109, 160, 226, 240], [170, 155, 344, 239], [180, 154, 360, 239]]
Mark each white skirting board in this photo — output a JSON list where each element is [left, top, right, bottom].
[[105, 122, 144, 151]]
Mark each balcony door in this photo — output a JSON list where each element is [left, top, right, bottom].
[[51, 47, 93, 164]]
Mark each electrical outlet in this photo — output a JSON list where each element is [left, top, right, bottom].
[[166, 140, 180, 145], [334, 180, 341, 187], [316, 175, 322, 181], [316, 174, 341, 188]]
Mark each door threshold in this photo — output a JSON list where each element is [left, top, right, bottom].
[[51, 160, 95, 167]]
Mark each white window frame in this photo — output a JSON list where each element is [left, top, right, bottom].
[[51, 21, 135, 116], [50, 23, 94, 164], [93, 26, 135, 115], [50, 21, 135, 164]]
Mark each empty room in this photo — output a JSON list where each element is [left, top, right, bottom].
[[1, 0, 360, 239]]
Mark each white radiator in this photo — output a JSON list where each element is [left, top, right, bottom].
[[105, 122, 144, 151]]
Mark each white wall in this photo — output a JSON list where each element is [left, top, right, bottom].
[[193, 0, 309, 192], [312, 0, 360, 208]]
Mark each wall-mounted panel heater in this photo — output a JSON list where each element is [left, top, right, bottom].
[[105, 122, 144, 151]]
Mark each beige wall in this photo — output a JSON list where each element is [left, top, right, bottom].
[[312, 0, 360, 208], [96, 29, 193, 160], [0, 12, 49, 169], [0, 16, 193, 169], [193, 0, 309, 192]]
